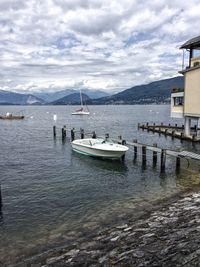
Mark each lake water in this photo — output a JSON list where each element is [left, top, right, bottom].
[[0, 105, 200, 265]]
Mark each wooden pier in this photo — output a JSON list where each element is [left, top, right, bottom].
[[53, 126, 200, 173], [138, 123, 200, 142]]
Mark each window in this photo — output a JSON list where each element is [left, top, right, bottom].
[[174, 97, 183, 106]]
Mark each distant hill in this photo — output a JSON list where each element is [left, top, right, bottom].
[[89, 76, 184, 105], [0, 90, 46, 105], [0, 76, 184, 105], [52, 93, 90, 105], [34, 89, 110, 102]]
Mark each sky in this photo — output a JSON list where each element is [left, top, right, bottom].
[[0, 0, 200, 93]]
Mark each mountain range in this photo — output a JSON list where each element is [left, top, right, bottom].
[[0, 90, 45, 105], [33, 89, 110, 102], [52, 93, 90, 105], [0, 76, 184, 105], [88, 76, 184, 105]]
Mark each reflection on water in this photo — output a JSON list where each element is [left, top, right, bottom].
[[72, 151, 129, 173], [0, 105, 200, 265]]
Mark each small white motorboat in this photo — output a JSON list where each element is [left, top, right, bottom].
[[71, 138, 129, 159]]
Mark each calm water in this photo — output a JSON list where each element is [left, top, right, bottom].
[[0, 105, 200, 265]]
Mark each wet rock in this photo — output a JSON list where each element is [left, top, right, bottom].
[[46, 255, 65, 265], [64, 249, 80, 257], [116, 224, 128, 229], [124, 227, 132, 232], [98, 255, 107, 264], [25, 191, 200, 267], [110, 235, 120, 242]]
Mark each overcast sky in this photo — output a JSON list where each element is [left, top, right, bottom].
[[0, 0, 199, 93]]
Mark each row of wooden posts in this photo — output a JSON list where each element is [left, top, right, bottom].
[[53, 126, 181, 173], [138, 122, 199, 141]]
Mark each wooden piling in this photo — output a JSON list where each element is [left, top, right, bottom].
[[53, 126, 56, 138], [176, 157, 181, 172], [71, 129, 75, 141], [192, 134, 196, 142], [121, 140, 126, 161], [80, 128, 84, 139], [172, 130, 175, 139], [0, 184, 2, 209], [160, 149, 166, 172], [137, 123, 140, 129], [142, 146, 147, 165], [153, 143, 157, 166], [133, 139, 138, 159], [180, 132, 184, 141], [61, 128, 64, 139], [105, 133, 109, 140], [63, 125, 66, 138], [92, 131, 96, 139]]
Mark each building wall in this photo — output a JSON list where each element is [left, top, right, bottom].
[[184, 67, 200, 117]]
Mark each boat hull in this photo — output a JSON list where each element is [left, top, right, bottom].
[[0, 116, 24, 120], [71, 111, 90, 115], [71, 139, 128, 159]]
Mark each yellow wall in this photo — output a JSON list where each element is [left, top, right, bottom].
[[184, 67, 200, 117]]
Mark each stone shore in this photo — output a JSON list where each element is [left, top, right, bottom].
[[14, 190, 200, 267]]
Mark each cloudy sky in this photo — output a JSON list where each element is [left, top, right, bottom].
[[0, 0, 199, 93]]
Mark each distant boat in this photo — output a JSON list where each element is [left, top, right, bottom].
[[71, 138, 129, 159], [71, 90, 90, 115], [0, 112, 24, 120]]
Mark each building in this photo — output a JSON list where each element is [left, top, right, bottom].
[[171, 36, 200, 137]]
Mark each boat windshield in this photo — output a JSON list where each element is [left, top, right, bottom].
[[102, 138, 114, 144]]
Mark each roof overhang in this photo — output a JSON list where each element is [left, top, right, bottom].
[[180, 35, 200, 49]]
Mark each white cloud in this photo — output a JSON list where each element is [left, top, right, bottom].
[[0, 0, 199, 93]]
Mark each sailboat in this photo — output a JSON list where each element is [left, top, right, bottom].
[[71, 90, 90, 115]]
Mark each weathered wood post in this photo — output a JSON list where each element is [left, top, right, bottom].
[[176, 157, 181, 173], [53, 114, 57, 138], [121, 140, 126, 161], [53, 126, 56, 138], [63, 125, 67, 138], [0, 184, 2, 210], [160, 149, 166, 172], [80, 128, 84, 139], [92, 131, 96, 139], [133, 139, 138, 160], [62, 127, 64, 140], [142, 145, 147, 165], [71, 128, 75, 141], [180, 132, 184, 142], [138, 123, 140, 129], [105, 133, 109, 140], [172, 130, 175, 139], [153, 143, 158, 167]]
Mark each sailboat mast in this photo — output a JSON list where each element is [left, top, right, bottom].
[[80, 89, 83, 107]]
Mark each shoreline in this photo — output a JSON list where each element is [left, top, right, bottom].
[[10, 186, 200, 267]]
